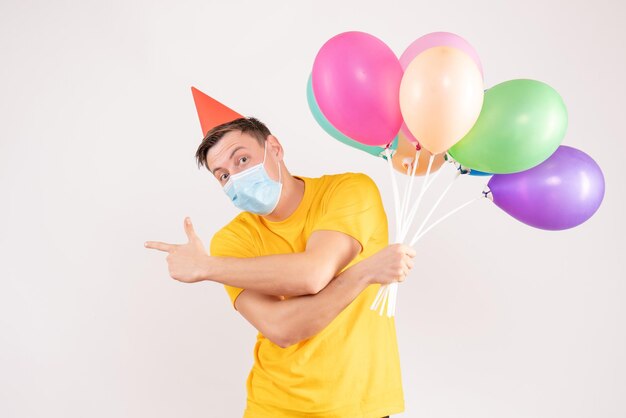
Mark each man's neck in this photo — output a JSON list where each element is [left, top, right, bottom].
[[263, 172, 305, 222]]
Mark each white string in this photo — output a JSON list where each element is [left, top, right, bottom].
[[372, 147, 403, 315], [375, 196, 481, 316], [374, 153, 449, 316], [398, 155, 434, 241], [411, 171, 461, 241], [388, 168, 461, 316], [378, 284, 389, 316], [386, 154, 441, 316], [398, 147, 421, 226], [409, 196, 481, 246], [372, 249, 401, 314], [398, 162, 411, 224], [370, 284, 385, 310], [372, 152, 481, 317], [387, 281, 397, 317], [372, 151, 477, 316], [400, 157, 452, 239], [372, 288, 382, 310], [424, 160, 448, 191], [380, 147, 420, 316]]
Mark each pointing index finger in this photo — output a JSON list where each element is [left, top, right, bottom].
[[144, 241, 175, 252]]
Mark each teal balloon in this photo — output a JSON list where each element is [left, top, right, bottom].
[[468, 169, 492, 176], [444, 153, 492, 176], [448, 79, 568, 174], [307, 73, 398, 159]]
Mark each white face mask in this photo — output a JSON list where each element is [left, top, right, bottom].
[[222, 142, 283, 215]]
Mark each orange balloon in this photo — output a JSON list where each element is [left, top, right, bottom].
[[399, 46, 484, 155], [391, 131, 446, 175]]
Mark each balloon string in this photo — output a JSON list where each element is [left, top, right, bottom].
[[373, 147, 404, 316], [378, 284, 389, 316], [372, 286, 385, 313], [370, 283, 385, 310], [424, 160, 447, 190], [398, 164, 411, 224], [400, 157, 454, 239], [371, 280, 390, 313], [377, 149, 424, 317], [399, 154, 435, 241], [387, 159, 455, 317], [410, 170, 461, 243], [373, 157, 477, 316], [398, 147, 421, 227], [387, 281, 397, 317], [409, 196, 481, 246]]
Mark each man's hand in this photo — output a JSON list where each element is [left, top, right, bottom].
[[144, 217, 210, 283], [357, 243, 416, 286]]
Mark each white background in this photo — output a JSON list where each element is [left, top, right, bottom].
[[1, 0, 624, 417]]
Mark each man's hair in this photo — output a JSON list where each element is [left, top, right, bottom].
[[195, 117, 272, 171]]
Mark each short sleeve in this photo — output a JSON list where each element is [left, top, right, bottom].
[[210, 222, 257, 310], [310, 173, 387, 254]]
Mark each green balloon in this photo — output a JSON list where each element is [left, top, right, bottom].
[[448, 79, 568, 174], [306, 73, 398, 160]]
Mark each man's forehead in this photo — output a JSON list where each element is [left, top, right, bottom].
[[206, 131, 261, 168]]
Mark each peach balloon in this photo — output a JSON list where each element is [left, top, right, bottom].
[[399, 46, 484, 155], [392, 131, 446, 176]]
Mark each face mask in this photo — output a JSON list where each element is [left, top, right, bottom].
[[223, 142, 283, 215]]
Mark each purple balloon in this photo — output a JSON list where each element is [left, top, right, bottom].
[[487, 145, 605, 230]]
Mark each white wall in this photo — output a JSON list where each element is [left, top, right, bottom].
[[1, 0, 624, 416]]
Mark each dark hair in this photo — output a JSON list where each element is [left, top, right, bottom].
[[195, 117, 272, 171]]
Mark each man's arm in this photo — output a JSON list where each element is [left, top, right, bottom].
[[145, 218, 362, 296], [233, 243, 416, 349], [235, 267, 367, 349], [204, 229, 362, 297]]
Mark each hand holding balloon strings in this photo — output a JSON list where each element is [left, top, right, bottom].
[[370, 150, 483, 317]]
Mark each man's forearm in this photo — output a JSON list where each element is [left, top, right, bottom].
[[269, 261, 372, 348], [202, 252, 326, 297]]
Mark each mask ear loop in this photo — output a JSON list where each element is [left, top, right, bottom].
[[277, 155, 282, 185], [266, 139, 282, 185], [260, 141, 283, 216]]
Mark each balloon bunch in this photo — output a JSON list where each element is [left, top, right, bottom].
[[308, 31, 605, 317]]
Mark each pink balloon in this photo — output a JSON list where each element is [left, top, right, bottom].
[[399, 31, 483, 77], [400, 121, 419, 145], [312, 31, 403, 146]]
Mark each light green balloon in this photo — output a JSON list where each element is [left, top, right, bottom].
[[448, 79, 568, 174], [306, 73, 398, 160]]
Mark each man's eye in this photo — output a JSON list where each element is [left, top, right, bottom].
[[220, 173, 229, 181], [239, 156, 248, 164]]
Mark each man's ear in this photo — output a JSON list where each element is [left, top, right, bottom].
[[266, 135, 283, 161]]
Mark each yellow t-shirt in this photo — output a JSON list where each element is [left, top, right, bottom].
[[210, 172, 404, 418]]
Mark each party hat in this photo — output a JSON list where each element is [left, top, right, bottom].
[[191, 86, 244, 136]]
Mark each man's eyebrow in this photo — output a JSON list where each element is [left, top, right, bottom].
[[210, 146, 247, 175]]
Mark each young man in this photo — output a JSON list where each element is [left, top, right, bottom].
[[145, 117, 415, 417]]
